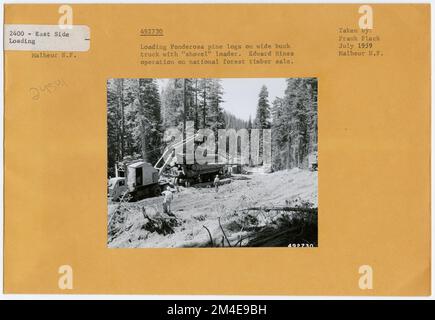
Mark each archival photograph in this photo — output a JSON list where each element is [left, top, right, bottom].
[[107, 78, 318, 248]]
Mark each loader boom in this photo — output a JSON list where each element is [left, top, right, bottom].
[[154, 133, 198, 175]]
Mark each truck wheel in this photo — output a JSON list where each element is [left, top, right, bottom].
[[122, 193, 133, 202]]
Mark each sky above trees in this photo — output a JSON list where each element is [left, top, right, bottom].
[[157, 78, 287, 121]]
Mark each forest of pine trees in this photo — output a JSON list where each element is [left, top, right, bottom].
[[107, 79, 163, 177], [107, 78, 317, 176], [271, 78, 318, 170], [107, 78, 228, 177]]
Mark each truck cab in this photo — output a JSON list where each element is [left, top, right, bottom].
[[108, 177, 127, 201]]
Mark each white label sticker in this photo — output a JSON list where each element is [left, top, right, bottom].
[[4, 24, 90, 52]]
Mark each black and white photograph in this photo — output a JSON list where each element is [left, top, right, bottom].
[[107, 78, 318, 248]]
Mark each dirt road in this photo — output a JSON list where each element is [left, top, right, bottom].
[[108, 168, 318, 248]]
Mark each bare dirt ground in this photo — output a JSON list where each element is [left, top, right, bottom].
[[108, 168, 318, 248]]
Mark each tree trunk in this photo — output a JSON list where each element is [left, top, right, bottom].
[[117, 79, 125, 160]]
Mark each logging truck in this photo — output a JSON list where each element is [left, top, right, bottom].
[[153, 133, 227, 186], [108, 134, 228, 201]]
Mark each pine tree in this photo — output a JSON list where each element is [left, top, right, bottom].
[[254, 85, 271, 129], [138, 79, 163, 165], [253, 85, 271, 165], [271, 97, 286, 169], [270, 78, 318, 170], [161, 79, 184, 129], [198, 79, 212, 128], [306, 78, 318, 152], [247, 115, 253, 133], [193, 79, 200, 130], [207, 79, 225, 135], [107, 79, 121, 177], [123, 79, 140, 158]]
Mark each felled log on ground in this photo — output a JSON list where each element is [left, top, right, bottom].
[[243, 206, 317, 214], [245, 212, 318, 247], [141, 207, 179, 235]]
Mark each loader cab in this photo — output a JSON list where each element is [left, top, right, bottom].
[[126, 161, 159, 191], [136, 167, 143, 186]]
